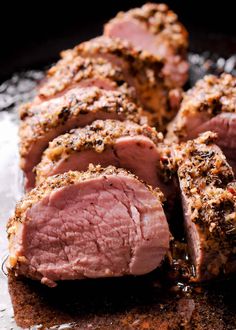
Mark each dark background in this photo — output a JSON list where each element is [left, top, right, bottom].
[[1, 0, 236, 81]]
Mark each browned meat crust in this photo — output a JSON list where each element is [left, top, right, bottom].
[[105, 3, 188, 57], [175, 132, 236, 280], [37, 56, 136, 102], [167, 73, 236, 141], [179, 73, 236, 116], [63, 35, 162, 67], [36, 119, 163, 184], [69, 36, 183, 130], [39, 119, 162, 157], [104, 3, 189, 90], [19, 87, 143, 164], [7, 164, 164, 270]]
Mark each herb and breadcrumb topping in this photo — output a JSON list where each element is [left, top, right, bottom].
[[35, 119, 163, 184], [67, 36, 183, 130], [180, 73, 236, 116], [64, 36, 164, 75], [19, 87, 143, 159], [175, 132, 236, 279], [38, 56, 136, 100], [105, 3, 188, 53], [41, 119, 162, 159], [167, 74, 236, 141]]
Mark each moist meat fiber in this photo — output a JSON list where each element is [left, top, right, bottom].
[[7, 166, 170, 287]]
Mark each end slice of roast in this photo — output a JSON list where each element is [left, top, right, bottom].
[[19, 87, 144, 190], [175, 132, 236, 281], [166, 74, 236, 173], [104, 3, 189, 88], [71, 35, 183, 130], [35, 119, 173, 200], [7, 165, 170, 287]]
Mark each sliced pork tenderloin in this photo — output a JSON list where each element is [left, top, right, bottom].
[[104, 3, 189, 88], [7, 165, 170, 287], [19, 87, 144, 190], [70, 36, 183, 130], [35, 119, 173, 200], [35, 56, 136, 103], [166, 74, 236, 173], [174, 132, 236, 281]]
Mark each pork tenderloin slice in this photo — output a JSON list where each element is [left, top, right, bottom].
[[19, 87, 144, 190], [166, 74, 236, 173], [72, 36, 183, 130], [7, 165, 170, 287], [35, 56, 136, 103], [35, 119, 171, 197], [175, 132, 236, 281], [104, 3, 189, 88]]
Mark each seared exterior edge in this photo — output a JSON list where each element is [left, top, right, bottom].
[[176, 132, 236, 279], [19, 87, 143, 159], [167, 74, 236, 141], [36, 119, 163, 184], [104, 3, 188, 56], [40, 119, 162, 160], [38, 56, 136, 101]]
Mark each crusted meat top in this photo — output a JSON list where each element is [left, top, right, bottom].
[[63, 36, 163, 65], [35, 119, 163, 183], [180, 74, 236, 117], [37, 55, 136, 100], [19, 87, 143, 158], [69, 36, 183, 130], [63, 36, 167, 86], [7, 165, 164, 242], [175, 132, 236, 276], [105, 3, 188, 53], [40, 119, 162, 160], [166, 73, 236, 141]]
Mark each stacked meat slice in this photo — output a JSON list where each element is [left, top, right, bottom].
[[11, 3, 189, 285], [20, 87, 143, 190], [19, 2, 189, 190], [10, 3, 236, 287]]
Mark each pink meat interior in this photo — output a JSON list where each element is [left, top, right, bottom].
[[16, 174, 169, 284], [39, 136, 162, 188]]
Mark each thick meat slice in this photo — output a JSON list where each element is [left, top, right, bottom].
[[7, 165, 170, 287], [35, 56, 136, 103], [175, 132, 236, 281], [104, 3, 189, 88], [166, 74, 236, 173], [19, 87, 143, 190], [70, 36, 182, 130], [35, 119, 170, 196]]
